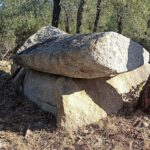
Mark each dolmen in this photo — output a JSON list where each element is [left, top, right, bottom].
[[12, 26, 150, 132]]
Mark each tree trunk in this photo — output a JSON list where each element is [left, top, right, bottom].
[[65, 12, 70, 33], [93, 0, 101, 32], [116, 3, 128, 34], [76, 0, 86, 33], [117, 13, 123, 34], [147, 19, 150, 29], [62, 6, 70, 33], [145, 19, 150, 35], [52, 0, 61, 27]]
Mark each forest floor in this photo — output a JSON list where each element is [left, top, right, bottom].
[[0, 61, 150, 150]]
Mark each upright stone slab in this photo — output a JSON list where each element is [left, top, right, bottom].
[[23, 64, 150, 132], [23, 70, 59, 115], [107, 64, 150, 102], [23, 70, 123, 116], [55, 77, 107, 131]]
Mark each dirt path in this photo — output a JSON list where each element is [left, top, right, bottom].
[[0, 65, 150, 150]]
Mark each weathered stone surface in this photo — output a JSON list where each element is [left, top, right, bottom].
[[11, 26, 67, 74], [23, 69, 124, 116], [23, 69, 59, 115], [55, 64, 150, 131], [55, 77, 107, 131], [107, 63, 150, 102], [70, 78, 123, 114], [13, 32, 149, 78], [22, 64, 150, 131], [13, 67, 26, 93], [18, 26, 67, 53]]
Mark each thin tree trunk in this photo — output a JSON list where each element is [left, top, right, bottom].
[[147, 19, 150, 29], [93, 0, 101, 32], [76, 0, 86, 33], [62, 6, 70, 33], [117, 14, 123, 34], [116, 4, 128, 34], [142, 18, 150, 50], [145, 19, 150, 35], [65, 12, 70, 33], [52, 0, 61, 27]]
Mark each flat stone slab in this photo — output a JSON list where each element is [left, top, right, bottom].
[[20, 64, 150, 132], [13, 32, 149, 78]]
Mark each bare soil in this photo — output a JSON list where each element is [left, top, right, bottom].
[[0, 62, 150, 150]]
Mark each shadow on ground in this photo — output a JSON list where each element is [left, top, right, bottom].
[[0, 71, 56, 134]]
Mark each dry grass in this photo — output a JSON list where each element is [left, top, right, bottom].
[[0, 63, 150, 150]]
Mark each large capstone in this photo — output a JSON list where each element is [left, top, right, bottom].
[[13, 32, 149, 78]]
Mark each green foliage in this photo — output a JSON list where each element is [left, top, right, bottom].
[[0, 0, 52, 54], [0, 0, 150, 57]]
